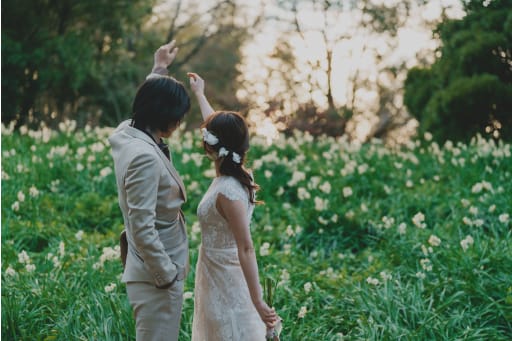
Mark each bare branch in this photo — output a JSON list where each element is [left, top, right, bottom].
[[166, 0, 182, 42]]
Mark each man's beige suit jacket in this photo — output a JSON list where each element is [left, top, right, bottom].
[[109, 120, 188, 288]]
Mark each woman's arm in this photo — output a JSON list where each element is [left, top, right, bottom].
[[217, 194, 278, 328], [187, 72, 215, 120]]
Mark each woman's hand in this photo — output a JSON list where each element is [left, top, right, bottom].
[[187, 72, 205, 96], [254, 300, 278, 329], [153, 40, 178, 70]]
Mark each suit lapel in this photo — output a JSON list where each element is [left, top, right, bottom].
[[158, 148, 187, 202], [125, 125, 187, 202]]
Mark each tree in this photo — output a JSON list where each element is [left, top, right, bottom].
[[150, 0, 260, 125], [1, 0, 156, 127], [237, 0, 441, 141], [404, 0, 512, 141], [1, 0, 258, 128]]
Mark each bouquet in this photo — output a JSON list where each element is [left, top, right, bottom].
[[264, 277, 283, 340]]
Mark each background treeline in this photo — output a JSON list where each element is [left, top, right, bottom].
[[2, 0, 511, 142]]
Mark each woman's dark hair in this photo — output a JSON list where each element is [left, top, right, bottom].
[[202, 111, 261, 204], [131, 76, 190, 132]]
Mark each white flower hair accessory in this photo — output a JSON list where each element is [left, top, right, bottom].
[[218, 147, 242, 164], [232, 152, 241, 164], [218, 147, 229, 157], [201, 128, 219, 145]]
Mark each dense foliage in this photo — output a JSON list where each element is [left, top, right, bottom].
[[2, 122, 511, 340], [404, 0, 512, 142], [1, 0, 249, 129], [1, 0, 157, 127]]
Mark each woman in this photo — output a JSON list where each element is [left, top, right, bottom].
[[109, 41, 190, 341], [188, 72, 279, 340]]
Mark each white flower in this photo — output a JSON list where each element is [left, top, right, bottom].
[[469, 206, 478, 215], [342, 187, 353, 198], [288, 171, 306, 186], [203, 168, 216, 178], [314, 197, 329, 211], [18, 250, 30, 264], [428, 235, 441, 247], [460, 235, 474, 251], [2, 171, 10, 180], [99, 166, 112, 178], [77, 146, 87, 156], [11, 201, 20, 212], [319, 181, 331, 194], [357, 164, 368, 174], [398, 223, 407, 235], [471, 183, 483, 193], [420, 258, 432, 271], [25, 264, 36, 272], [421, 244, 430, 256], [318, 216, 329, 224], [5, 266, 16, 277], [308, 176, 321, 189], [345, 210, 355, 219], [304, 282, 312, 293], [17, 191, 25, 202], [76, 163, 85, 171], [283, 244, 291, 255], [183, 291, 194, 300], [259, 242, 270, 256], [366, 277, 380, 285], [285, 225, 295, 237], [50, 180, 60, 192], [29, 185, 39, 197], [416, 272, 426, 279], [462, 216, 473, 226], [201, 128, 219, 145], [335, 332, 345, 340], [104, 283, 117, 293], [59, 242, 65, 257], [412, 212, 426, 229], [298, 306, 308, 318], [473, 219, 484, 227], [379, 271, 392, 281], [499, 213, 509, 224], [75, 230, 84, 241], [51, 256, 61, 268], [264, 170, 272, 178], [279, 269, 290, 285], [297, 187, 311, 200], [406, 180, 414, 188], [382, 216, 394, 229]]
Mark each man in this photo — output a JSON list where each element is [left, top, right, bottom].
[[109, 41, 189, 341]]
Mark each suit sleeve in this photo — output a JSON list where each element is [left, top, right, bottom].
[[125, 152, 178, 288]]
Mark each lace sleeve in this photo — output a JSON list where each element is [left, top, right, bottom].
[[216, 177, 248, 203]]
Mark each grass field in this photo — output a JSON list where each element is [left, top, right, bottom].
[[2, 121, 511, 340]]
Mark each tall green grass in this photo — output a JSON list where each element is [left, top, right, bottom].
[[2, 121, 511, 340]]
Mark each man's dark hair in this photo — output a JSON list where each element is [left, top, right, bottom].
[[132, 76, 190, 132]]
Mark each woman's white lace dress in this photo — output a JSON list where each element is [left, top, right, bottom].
[[191, 176, 266, 340]]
